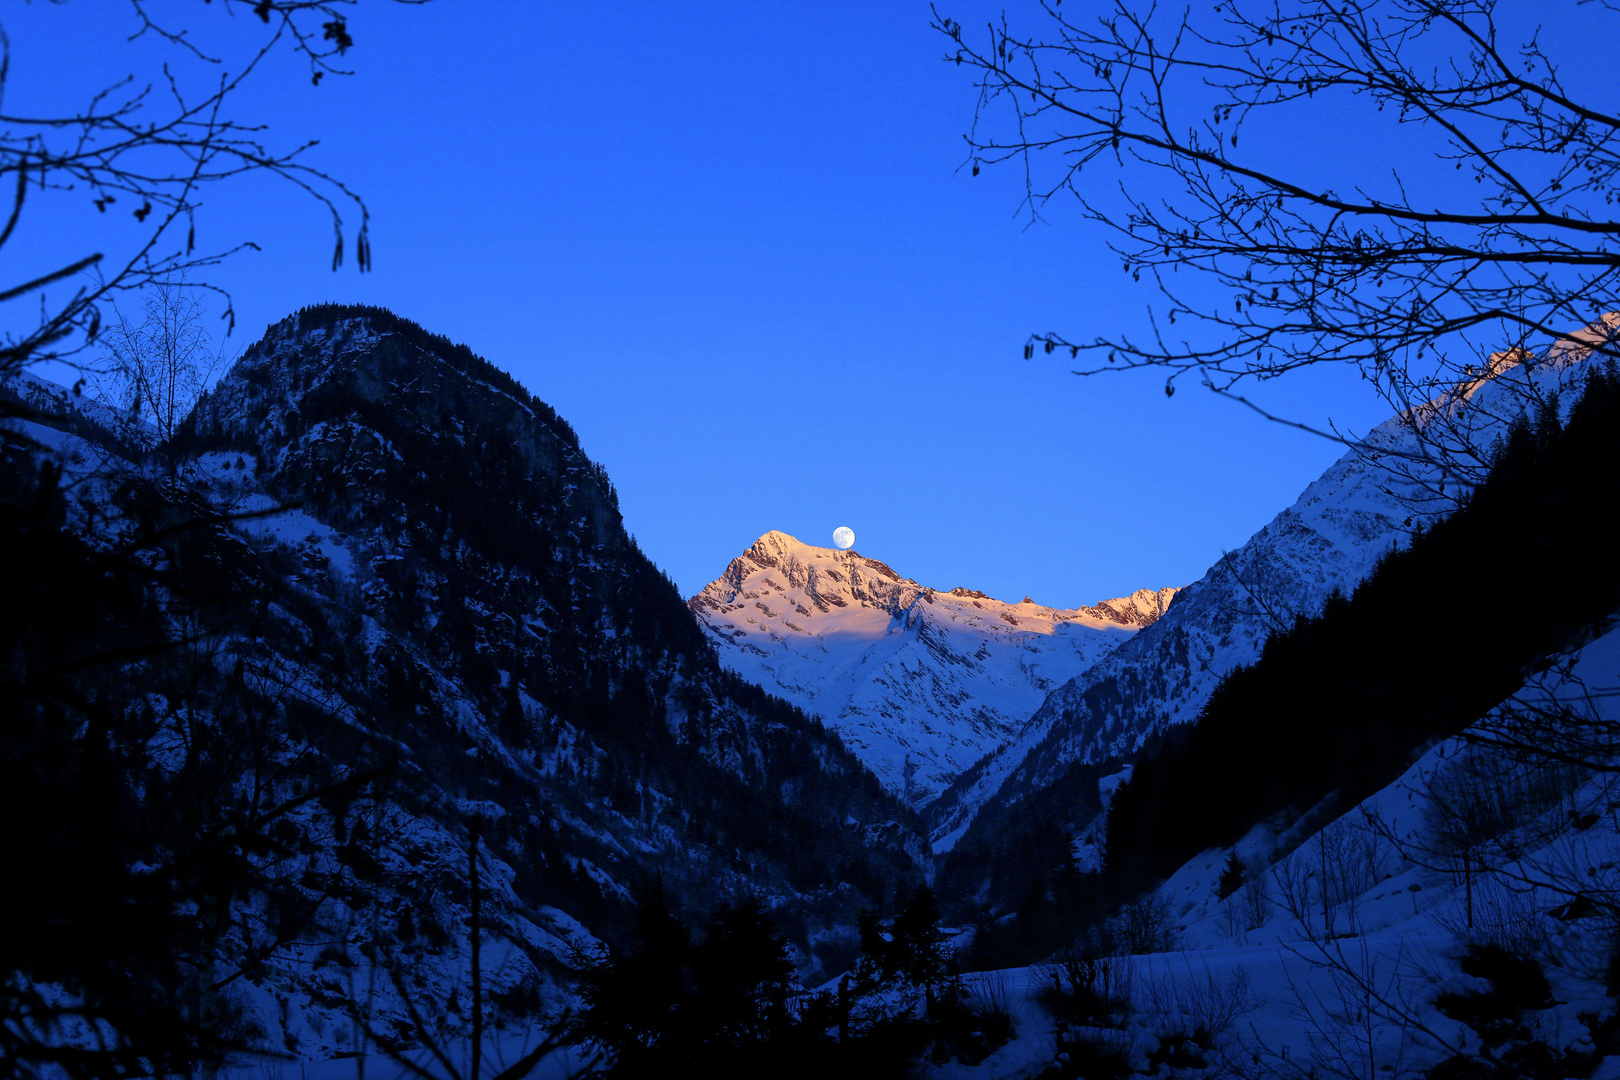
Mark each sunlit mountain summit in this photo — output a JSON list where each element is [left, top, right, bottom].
[[689, 530, 1176, 808]]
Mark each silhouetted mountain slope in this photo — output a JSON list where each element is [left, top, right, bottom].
[[3, 304, 923, 1065], [1105, 361, 1620, 888], [928, 320, 1620, 863], [934, 320, 1620, 923]]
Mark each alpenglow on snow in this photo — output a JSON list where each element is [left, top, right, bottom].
[[690, 530, 1176, 807]]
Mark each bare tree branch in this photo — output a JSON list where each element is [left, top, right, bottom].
[[0, 1, 421, 383], [937, 0, 1620, 455]]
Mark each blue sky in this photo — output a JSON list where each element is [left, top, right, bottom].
[[6, 1, 1407, 606]]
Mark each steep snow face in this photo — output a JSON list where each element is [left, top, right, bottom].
[[690, 530, 1176, 806], [931, 315, 1620, 851]]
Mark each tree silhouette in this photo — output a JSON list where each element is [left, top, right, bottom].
[[936, 0, 1620, 465], [0, 2, 418, 386], [93, 279, 224, 470]]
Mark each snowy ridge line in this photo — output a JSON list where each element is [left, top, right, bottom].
[[931, 314, 1620, 853], [691, 529, 1176, 809]]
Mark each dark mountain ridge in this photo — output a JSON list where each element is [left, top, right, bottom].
[[3, 304, 923, 1069]]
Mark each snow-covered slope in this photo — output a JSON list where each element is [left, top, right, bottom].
[[931, 621, 1620, 1078], [1075, 618, 1620, 1080], [931, 315, 1620, 851], [689, 530, 1175, 805], [910, 613, 1620, 1079]]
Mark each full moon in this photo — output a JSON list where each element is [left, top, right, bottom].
[[832, 526, 855, 551]]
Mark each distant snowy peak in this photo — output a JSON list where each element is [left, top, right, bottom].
[[1076, 585, 1179, 627], [699, 530, 1169, 629], [699, 530, 918, 618], [690, 530, 1177, 808]]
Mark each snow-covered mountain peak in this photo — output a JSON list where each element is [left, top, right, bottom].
[[8, 307, 929, 1062], [690, 531, 1176, 808], [1083, 585, 1179, 627], [720, 530, 912, 610]]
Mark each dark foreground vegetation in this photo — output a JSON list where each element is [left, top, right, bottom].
[[571, 885, 1014, 1079]]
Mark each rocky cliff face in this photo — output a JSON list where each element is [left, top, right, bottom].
[[689, 530, 1176, 808]]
